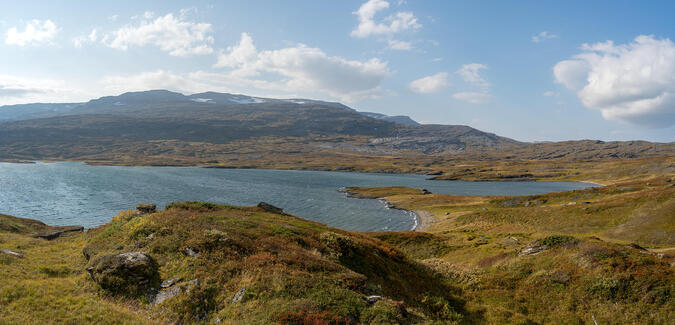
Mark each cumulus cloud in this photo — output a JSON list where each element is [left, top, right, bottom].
[[5, 19, 58, 46], [211, 33, 390, 102], [456, 63, 489, 88], [452, 91, 491, 104], [104, 12, 214, 56], [408, 72, 448, 94], [351, 0, 420, 39], [554, 35, 675, 127], [532, 31, 557, 43]]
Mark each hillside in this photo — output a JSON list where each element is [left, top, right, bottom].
[[1, 90, 671, 169], [2, 191, 672, 324], [1, 202, 467, 324]]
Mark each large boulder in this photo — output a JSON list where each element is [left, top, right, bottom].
[[86, 252, 159, 295]]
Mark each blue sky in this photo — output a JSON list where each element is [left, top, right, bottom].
[[1, 0, 674, 142]]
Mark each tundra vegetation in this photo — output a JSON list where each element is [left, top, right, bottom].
[[1, 168, 673, 324]]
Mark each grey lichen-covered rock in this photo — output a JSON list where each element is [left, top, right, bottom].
[[136, 203, 157, 214], [232, 287, 246, 303], [152, 285, 182, 305], [366, 295, 382, 304], [518, 242, 549, 256], [257, 202, 284, 214], [86, 252, 159, 296], [0, 249, 24, 258]]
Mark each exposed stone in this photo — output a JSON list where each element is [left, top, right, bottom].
[[152, 285, 182, 305], [0, 249, 24, 258], [627, 243, 647, 251], [366, 295, 382, 304], [519, 242, 549, 256], [136, 203, 157, 214], [184, 247, 199, 257], [232, 287, 246, 303], [161, 278, 179, 288], [33, 225, 84, 240], [257, 202, 284, 214], [421, 189, 431, 195], [86, 252, 159, 295]]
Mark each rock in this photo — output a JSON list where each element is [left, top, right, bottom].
[[519, 242, 549, 256], [161, 278, 179, 288], [627, 243, 647, 251], [232, 287, 246, 303], [0, 249, 24, 258], [444, 212, 450, 215], [567, 202, 577, 206], [152, 285, 182, 305], [33, 225, 84, 240], [136, 203, 157, 214], [366, 295, 382, 304], [86, 252, 159, 295], [184, 247, 199, 257], [257, 202, 284, 214], [421, 189, 431, 195]]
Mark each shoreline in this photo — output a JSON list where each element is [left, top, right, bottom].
[[0, 159, 619, 185], [412, 209, 434, 232]]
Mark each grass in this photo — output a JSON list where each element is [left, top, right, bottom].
[[2, 202, 471, 324], [345, 174, 674, 324]]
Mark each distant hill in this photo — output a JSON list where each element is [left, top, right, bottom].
[[0, 90, 672, 165], [359, 112, 419, 126]]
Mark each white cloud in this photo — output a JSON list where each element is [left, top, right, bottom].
[[213, 32, 258, 74], [73, 29, 98, 48], [351, 0, 421, 38], [408, 72, 448, 94], [554, 35, 675, 127], [543, 90, 558, 97], [5, 19, 58, 46], [456, 63, 489, 88], [0, 74, 90, 105], [210, 33, 390, 102], [104, 13, 214, 56], [532, 31, 557, 43], [387, 39, 412, 51], [452, 91, 491, 104]]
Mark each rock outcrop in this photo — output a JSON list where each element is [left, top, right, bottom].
[[136, 203, 157, 214], [257, 202, 284, 214], [86, 252, 159, 295], [33, 225, 84, 240]]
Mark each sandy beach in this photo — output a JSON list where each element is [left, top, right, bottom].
[[413, 209, 435, 232]]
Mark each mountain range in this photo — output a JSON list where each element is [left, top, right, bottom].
[[0, 90, 672, 165]]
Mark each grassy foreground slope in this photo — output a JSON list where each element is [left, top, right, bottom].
[[345, 176, 675, 324], [1, 203, 468, 324]]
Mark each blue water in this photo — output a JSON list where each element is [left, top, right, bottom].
[[0, 162, 595, 231]]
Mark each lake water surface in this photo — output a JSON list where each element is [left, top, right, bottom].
[[0, 162, 595, 231]]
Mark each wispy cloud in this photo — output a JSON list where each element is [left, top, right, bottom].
[[532, 31, 557, 43]]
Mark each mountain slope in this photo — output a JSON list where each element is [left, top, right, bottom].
[[0, 90, 671, 167]]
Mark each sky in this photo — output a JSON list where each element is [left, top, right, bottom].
[[1, 0, 674, 142]]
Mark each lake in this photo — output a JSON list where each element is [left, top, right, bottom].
[[0, 162, 595, 231]]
